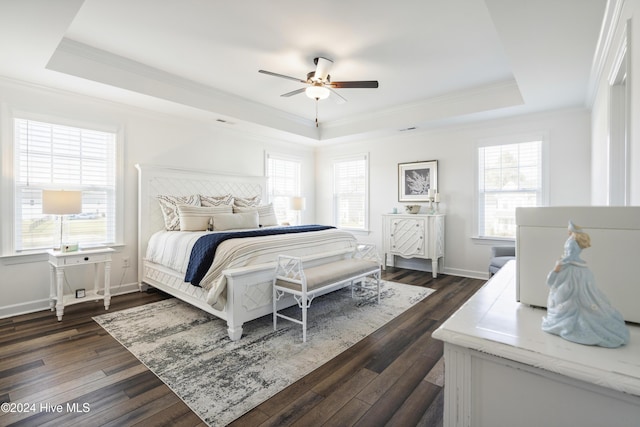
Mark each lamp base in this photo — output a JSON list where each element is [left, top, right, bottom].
[[61, 243, 79, 253]]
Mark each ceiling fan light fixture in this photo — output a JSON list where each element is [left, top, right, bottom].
[[305, 85, 330, 100]]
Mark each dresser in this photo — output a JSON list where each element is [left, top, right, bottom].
[[433, 261, 640, 427], [382, 213, 444, 278]]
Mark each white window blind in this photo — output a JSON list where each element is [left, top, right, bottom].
[[478, 140, 542, 238], [14, 119, 117, 252], [266, 154, 301, 225], [333, 155, 368, 230]]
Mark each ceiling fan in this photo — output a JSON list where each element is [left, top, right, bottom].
[[258, 57, 379, 126]]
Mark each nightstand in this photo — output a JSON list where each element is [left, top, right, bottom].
[[47, 248, 115, 321]]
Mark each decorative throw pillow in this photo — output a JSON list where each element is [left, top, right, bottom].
[[157, 195, 200, 230], [234, 203, 278, 227], [233, 195, 261, 208], [178, 205, 233, 231], [212, 211, 259, 231], [199, 194, 233, 207]]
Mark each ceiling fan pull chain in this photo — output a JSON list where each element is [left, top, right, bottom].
[[315, 99, 319, 127]]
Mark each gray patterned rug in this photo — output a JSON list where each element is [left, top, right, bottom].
[[93, 281, 434, 426]]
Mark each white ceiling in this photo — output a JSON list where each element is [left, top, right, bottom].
[[0, 0, 606, 143]]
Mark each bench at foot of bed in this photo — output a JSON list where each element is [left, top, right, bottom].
[[272, 244, 381, 343]]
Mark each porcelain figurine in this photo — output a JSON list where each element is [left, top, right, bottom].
[[541, 221, 630, 348]]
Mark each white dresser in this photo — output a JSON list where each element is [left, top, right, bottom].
[[381, 213, 444, 278], [433, 261, 640, 427]]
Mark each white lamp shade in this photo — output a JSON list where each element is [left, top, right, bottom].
[[305, 85, 330, 100], [290, 196, 306, 211], [43, 190, 82, 215]]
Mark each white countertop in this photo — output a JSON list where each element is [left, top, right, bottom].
[[432, 260, 640, 397]]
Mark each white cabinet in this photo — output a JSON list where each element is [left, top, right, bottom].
[[382, 214, 444, 278], [433, 262, 640, 427]]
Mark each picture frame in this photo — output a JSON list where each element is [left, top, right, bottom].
[[75, 288, 86, 298], [398, 160, 438, 202]]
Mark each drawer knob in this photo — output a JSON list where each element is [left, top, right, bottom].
[[84, 257, 89, 261]]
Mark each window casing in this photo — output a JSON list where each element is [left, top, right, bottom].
[[477, 139, 545, 239], [333, 154, 369, 231], [12, 118, 118, 253], [266, 153, 301, 225]]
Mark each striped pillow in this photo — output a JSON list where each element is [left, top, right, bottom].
[[199, 194, 233, 207], [233, 195, 261, 208], [234, 203, 278, 227], [157, 195, 200, 231], [178, 205, 233, 231]]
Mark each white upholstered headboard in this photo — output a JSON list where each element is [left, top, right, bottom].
[[135, 164, 267, 285]]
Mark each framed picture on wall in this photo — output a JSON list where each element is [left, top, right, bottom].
[[398, 160, 438, 202]]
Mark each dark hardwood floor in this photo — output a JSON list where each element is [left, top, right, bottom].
[[0, 269, 485, 427]]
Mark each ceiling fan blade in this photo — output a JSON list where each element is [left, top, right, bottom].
[[280, 87, 306, 97], [313, 57, 333, 82], [258, 69, 306, 83], [329, 80, 379, 89], [328, 87, 347, 104]]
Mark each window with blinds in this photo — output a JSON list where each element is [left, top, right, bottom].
[[14, 119, 117, 252], [333, 154, 368, 231], [478, 140, 543, 238], [266, 153, 301, 225]]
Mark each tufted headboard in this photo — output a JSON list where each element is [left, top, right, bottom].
[[135, 163, 267, 285]]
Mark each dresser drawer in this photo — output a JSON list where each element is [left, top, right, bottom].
[[62, 253, 110, 265]]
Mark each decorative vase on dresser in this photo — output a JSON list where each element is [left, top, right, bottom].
[[382, 213, 445, 278]]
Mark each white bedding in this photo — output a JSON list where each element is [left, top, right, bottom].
[[145, 228, 358, 310]]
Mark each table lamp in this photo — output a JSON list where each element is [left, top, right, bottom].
[[43, 190, 82, 250], [290, 196, 306, 225]]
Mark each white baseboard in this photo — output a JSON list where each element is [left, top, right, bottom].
[[442, 267, 489, 280], [391, 257, 489, 280], [0, 298, 51, 319], [0, 282, 141, 319]]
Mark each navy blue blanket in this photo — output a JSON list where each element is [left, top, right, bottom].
[[185, 225, 335, 286]]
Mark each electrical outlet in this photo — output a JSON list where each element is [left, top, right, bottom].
[[123, 256, 130, 268]]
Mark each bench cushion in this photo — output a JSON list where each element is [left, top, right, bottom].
[[276, 258, 379, 292]]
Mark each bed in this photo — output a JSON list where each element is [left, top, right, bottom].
[[136, 164, 359, 340]]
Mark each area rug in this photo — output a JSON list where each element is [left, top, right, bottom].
[[93, 281, 434, 426]]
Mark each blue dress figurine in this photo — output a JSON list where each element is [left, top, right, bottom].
[[541, 221, 630, 348]]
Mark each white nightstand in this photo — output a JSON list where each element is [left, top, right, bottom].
[[47, 247, 115, 321]]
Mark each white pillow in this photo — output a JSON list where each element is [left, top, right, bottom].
[[233, 195, 261, 207], [178, 205, 233, 231], [212, 211, 259, 231], [199, 194, 233, 207], [234, 203, 278, 227], [157, 195, 200, 231]]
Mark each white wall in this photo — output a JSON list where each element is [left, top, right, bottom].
[[0, 78, 315, 318], [591, 0, 640, 205], [0, 77, 593, 318], [315, 109, 591, 278]]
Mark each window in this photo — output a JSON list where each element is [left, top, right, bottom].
[[333, 154, 368, 231], [266, 153, 301, 225], [477, 139, 544, 239], [13, 118, 117, 252]]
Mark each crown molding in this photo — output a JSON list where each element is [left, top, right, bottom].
[[47, 38, 320, 140], [318, 79, 523, 141], [586, 0, 625, 107]]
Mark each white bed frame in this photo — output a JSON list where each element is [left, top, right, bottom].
[[136, 164, 352, 340]]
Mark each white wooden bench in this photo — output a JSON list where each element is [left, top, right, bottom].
[[272, 244, 381, 342]]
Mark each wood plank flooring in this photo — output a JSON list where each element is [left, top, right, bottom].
[[0, 269, 485, 426]]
